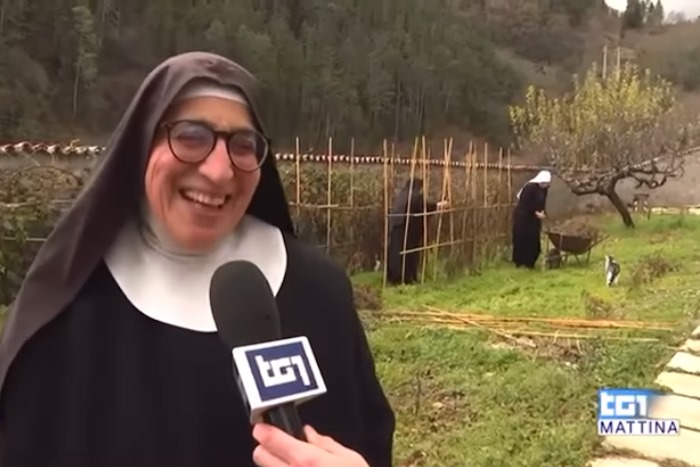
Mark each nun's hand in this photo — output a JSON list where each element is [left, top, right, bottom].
[[535, 210, 546, 219], [252, 423, 369, 467]]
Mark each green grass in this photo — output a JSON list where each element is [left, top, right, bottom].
[[358, 214, 700, 467], [356, 213, 700, 322]]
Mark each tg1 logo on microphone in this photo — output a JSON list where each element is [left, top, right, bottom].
[[232, 336, 327, 422], [250, 340, 317, 399], [255, 352, 311, 387]]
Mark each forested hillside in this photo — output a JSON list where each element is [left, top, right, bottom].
[[0, 0, 621, 151]]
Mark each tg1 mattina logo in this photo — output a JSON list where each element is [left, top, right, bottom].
[[597, 388, 679, 436]]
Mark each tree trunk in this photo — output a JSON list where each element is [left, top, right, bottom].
[[604, 183, 635, 228]]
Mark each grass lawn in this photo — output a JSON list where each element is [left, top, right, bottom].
[[356, 213, 700, 467]]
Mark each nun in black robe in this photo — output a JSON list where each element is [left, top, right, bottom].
[[511, 170, 551, 269], [386, 178, 439, 285], [0, 52, 395, 467]]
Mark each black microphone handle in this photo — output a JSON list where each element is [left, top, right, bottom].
[[263, 403, 307, 441]]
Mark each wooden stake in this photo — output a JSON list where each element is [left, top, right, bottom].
[[433, 138, 451, 279], [469, 145, 477, 270], [483, 142, 489, 262], [420, 136, 428, 283], [295, 137, 301, 221], [349, 138, 355, 248], [326, 137, 333, 254], [401, 138, 419, 285], [382, 139, 390, 288]]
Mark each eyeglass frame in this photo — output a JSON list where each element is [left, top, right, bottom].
[[160, 119, 271, 173]]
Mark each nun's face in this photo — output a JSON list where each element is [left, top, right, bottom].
[[145, 96, 260, 252]]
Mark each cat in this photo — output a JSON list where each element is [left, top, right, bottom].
[[605, 255, 621, 287]]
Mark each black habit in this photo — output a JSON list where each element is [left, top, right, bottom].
[[511, 181, 548, 269], [386, 179, 437, 285], [0, 52, 395, 467]]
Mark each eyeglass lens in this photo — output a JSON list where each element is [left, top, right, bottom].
[[167, 120, 268, 171]]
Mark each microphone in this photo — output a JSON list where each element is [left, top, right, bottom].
[[209, 260, 327, 441]]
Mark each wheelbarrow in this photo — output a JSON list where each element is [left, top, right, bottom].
[[545, 230, 608, 266]]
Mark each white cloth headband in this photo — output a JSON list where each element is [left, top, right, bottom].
[[516, 170, 552, 199], [175, 82, 248, 106], [528, 170, 552, 184]]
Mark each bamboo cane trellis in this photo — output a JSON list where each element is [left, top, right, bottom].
[[0, 138, 545, 288]]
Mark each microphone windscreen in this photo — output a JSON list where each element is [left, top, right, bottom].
[[209, 260, 282, 350]]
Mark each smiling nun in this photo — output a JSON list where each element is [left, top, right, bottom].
[[0, 52, 395, 467]]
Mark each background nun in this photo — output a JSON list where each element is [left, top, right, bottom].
[[386, 177, 446, 285], [0, 52, 394, 467], [511, 170, 551, 269]]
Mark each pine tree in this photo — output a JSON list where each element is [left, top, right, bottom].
[[654, 0, 665, 23], [623, 0, 645, 29]]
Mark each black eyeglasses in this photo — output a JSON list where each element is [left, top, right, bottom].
[[162, 120, 270, 172]]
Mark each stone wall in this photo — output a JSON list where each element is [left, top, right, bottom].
[[5, 148, 700, 221], [541, 151, 700, 218]]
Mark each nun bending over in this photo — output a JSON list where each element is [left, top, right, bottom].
[[0, 52, 394, 467], [512, 170, 551, 269], [386, 177, 446, 285]]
